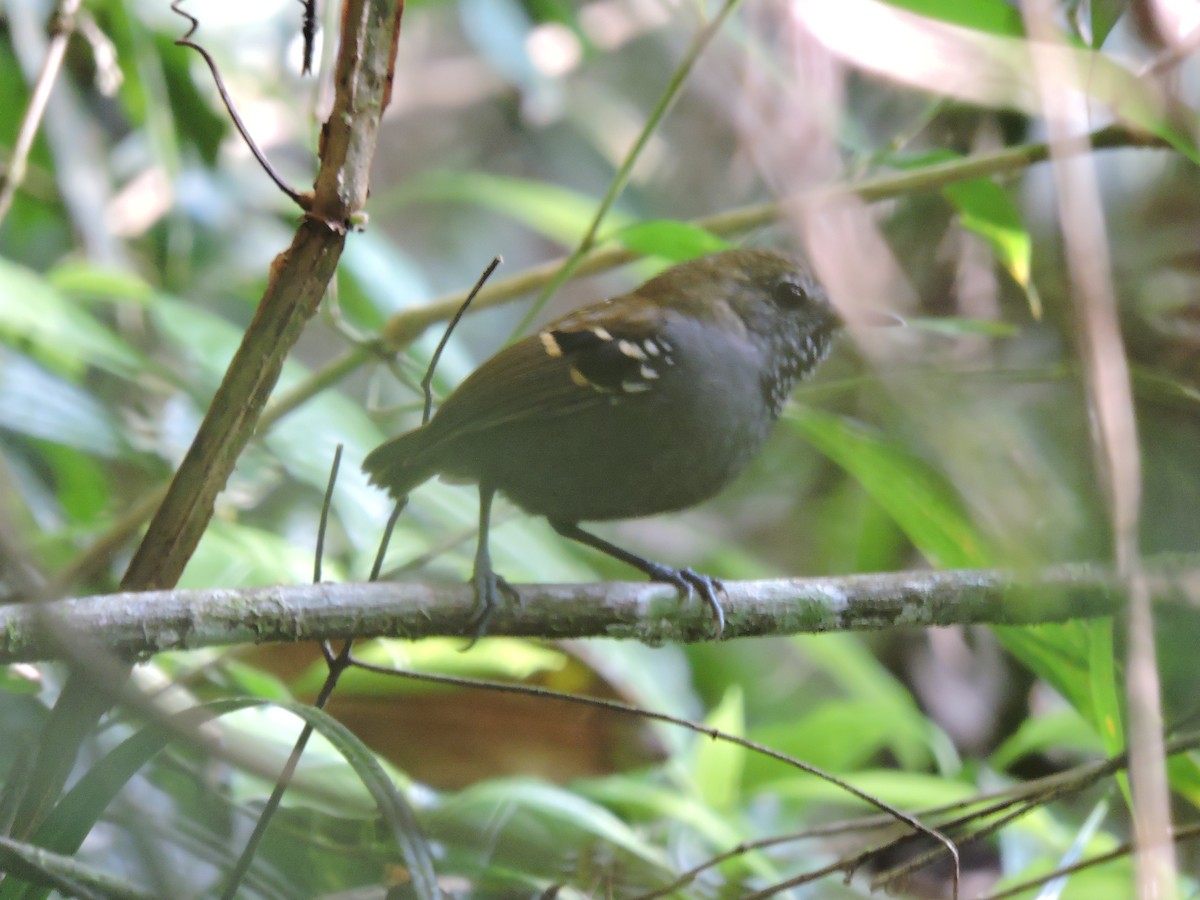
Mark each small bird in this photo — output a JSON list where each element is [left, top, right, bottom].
[[363, 248, 842, 639]]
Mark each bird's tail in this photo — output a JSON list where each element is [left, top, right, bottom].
[[362, 427, 438, 500]]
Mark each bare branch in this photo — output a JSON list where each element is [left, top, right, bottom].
[[3, 564, 1195, 664]]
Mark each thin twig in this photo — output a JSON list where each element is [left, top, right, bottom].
[[981, 824, 1200, 900], [420, 255, 501, 423], [219, 639, 355, 899], [647, 731, 1200, 898], [222, 451, 403, 897], [370, 500, 406, 582], [170, 0, 311, 209], [314, 444, 343, 584], [0, 0, 83, 225], [299, 0, 318, 75], [347, 654, 958, 894]]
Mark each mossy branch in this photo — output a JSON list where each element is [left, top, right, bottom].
[[5, 563, 1196, 663]]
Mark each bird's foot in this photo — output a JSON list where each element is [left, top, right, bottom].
[[646, 564, 726, 640], [464, 566, 521, 649]]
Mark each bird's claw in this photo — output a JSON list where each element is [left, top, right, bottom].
[[464, 567, 520, 649], [647, 564, 726, 640]]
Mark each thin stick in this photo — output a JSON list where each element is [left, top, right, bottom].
[[346, 655, 960, 895], [0, 0, 83, 225], [224, 444, 362, 898], [219, 646, 354, 900], [370, 500, 406, 582], [981, 824, 1200, 900], [299, 0, 317, 75], [420, 256, 502, 423], [313, 444, 343, 584], [170, 0, 310, 209]]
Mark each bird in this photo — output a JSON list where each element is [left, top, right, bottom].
[[363, 248, 843, 639]]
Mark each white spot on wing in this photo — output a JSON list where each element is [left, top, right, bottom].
[[618, 339, 646, 360]]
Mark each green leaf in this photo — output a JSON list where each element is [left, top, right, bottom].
[[1081, 0, 1125, 47], [693, 685, 745, 809], [430, 778, 673, 889], [786, 407, 990, 568], [148, 297, 395, 556], [37, 444, 112, 524], [13, 698, 438, 900], [294, 638, 569, 696], [763, 768, 975, 810], [338, 232, 437, 330], [1166, 753, 1200, 810], [205, 657, 295, 703], [1086, 619, 1126, 761], [0, 259, 144, 378], [608, 220, 731, 262], [0, 836, 151, 900], [0, 356, 125, 458], [45, 263, 157, 306], [792, 633, 953, 772], [995, 621, 1115, 741], [150, 294, 587, 580], [0, 666, 42, 696], [11, 726, 172, 873], [942, 178, 1041, 318], [580, 775, 784, 884], [791, 365, 1122, 781], [580, 777, 742, 848], [750, 700, 915, 774], [227, 699, 437, 900], [880, 0, 1024, 35], [155, 32, 228, 166], [989, 707, 1105, 771]]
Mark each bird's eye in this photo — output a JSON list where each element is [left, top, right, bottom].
[[772, 279, 807, 308]]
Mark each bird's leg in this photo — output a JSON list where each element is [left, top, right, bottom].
[[549, 520, 726, 639], [468, 483, 520, 643]]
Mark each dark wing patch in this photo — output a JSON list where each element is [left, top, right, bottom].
[[540, 323, 674, 394], [410, 298, 676, 462]]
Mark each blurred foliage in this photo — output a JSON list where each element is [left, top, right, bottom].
[[2, 0, 1200, 896]]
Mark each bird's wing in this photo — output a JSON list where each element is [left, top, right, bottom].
[[418, 299, 676, 445]]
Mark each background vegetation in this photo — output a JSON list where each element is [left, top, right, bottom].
[[1, 0, 1199, 896]]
